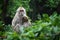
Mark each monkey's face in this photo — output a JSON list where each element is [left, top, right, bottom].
[[18, 7, 26, 17], [19, 9, 24, 16]]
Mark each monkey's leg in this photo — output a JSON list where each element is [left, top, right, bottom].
[[14, 24, 20, 33]]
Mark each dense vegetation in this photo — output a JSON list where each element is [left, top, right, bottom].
[[0, 0, 60, 40]]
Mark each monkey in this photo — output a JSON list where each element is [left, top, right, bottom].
[[12, 7, 31, 33]]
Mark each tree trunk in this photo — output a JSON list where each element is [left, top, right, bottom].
[[2, 0, 9, 24]]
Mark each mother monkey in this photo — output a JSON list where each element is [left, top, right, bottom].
[[12, 7, 31, 33]]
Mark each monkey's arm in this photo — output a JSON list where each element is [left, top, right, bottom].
[[12, 17, 17, 27]]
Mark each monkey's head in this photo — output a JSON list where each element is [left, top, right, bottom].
[[17, 7, 26, 17], [22, 16, 28, 23]]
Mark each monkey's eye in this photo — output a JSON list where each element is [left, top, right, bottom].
[[20, 10, 24, 12]]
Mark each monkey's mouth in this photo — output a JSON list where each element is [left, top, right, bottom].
[[22, 17, 28, 22]]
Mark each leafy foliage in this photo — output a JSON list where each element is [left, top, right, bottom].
[[2, 13, 60, 40]]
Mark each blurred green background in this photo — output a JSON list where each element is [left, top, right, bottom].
[[0, 0, 60, 40]]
